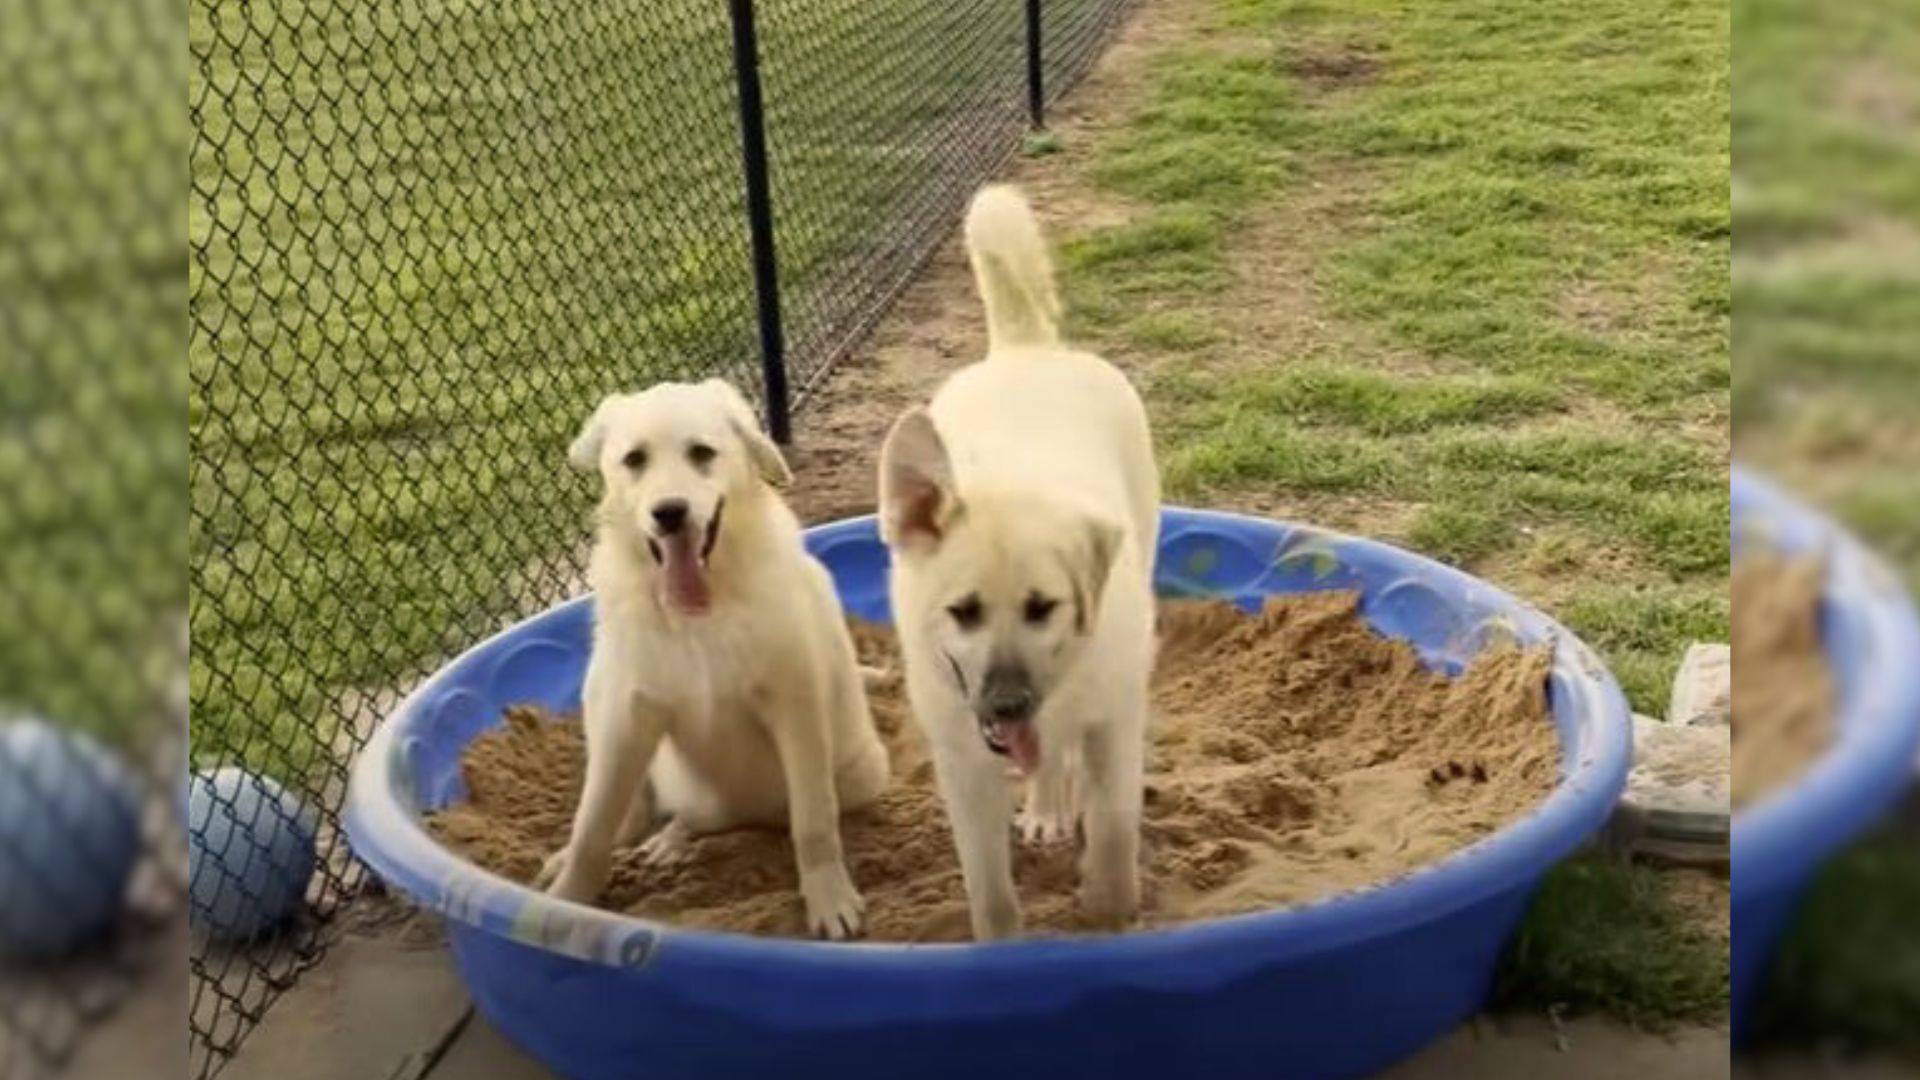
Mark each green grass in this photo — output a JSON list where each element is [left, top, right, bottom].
[[1493, 857, 1729, 1027], [1125, 310, 1226, 352], [1091, 48, 1301, 207], [1023, 131, 1065, 158], [186, 0, 1113, 776], [1555, 584, 1730, 719], [1167, 419, 1394, 493], [1405, 504, 1507, 568], [1201, 366, 1564, 437], [1754, 833, 1920, 1054]]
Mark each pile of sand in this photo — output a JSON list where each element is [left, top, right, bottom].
[[429, 593, 1559, 941], [1730, 554, 1832, 809]]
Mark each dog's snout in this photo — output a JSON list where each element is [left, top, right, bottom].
[[981, 665, 1036, 722], [987, 691, 1033, 722], [651, 499, 691, 535]]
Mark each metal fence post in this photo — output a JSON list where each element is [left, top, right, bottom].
[[1026, 0, 1045, 128], [726, 0, 792, 444]]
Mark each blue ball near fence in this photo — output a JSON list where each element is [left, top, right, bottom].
[[0, 717, 142, 959], [189, 767, 318, 943]]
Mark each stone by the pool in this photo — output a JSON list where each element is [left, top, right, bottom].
[[1667, 643, 1729, 727], [1612, 715, 1729, 865]]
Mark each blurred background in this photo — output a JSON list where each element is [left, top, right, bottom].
[[1733, 0, 1920, 1072], [0, 2, 188, 1079]]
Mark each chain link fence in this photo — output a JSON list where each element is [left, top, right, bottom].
[[185, 0, 1136, 1077]]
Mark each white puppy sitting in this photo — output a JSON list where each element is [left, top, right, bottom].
[[878, 186, 1160, 940], [542, 379, 889, 939]]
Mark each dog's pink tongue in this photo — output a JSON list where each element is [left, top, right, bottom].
[[1005, 723, 1041, 776], [659, 532, 710, 614]]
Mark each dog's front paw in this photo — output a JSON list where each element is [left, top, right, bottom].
[[637, 820, 694, 868], [1015, 806, 1076, 847], [535, 848, 567, 889], [1017, 768, 1078, 847], [800, 864, 866, 941], [541, 851, 607, 904], [1078, 873, 1139, 930], [970, 895, 1023, 942]]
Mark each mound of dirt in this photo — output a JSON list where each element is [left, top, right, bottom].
[[428, 594, 1559, 941], [1730, 554, 1833, 809]]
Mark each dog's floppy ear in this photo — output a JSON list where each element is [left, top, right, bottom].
[[568, 396, 616, 471], [1067, 514, 1124, 632], [879, 408, 961, 553], [704, 379, 792, 488]]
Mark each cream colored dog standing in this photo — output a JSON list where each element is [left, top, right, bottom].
[[878, 186, 1159, 941], [542, 379, 889, 939]]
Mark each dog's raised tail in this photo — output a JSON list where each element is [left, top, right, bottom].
[[965, 185, 1062, 352]]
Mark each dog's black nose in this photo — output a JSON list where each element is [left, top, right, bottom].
[[651, 499, 690, 535], [984, 682, 1035, 723], [982, 661, 1036, 722]]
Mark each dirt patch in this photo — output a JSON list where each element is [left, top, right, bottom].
[[1738, 213, 1920, 286], [428, 593, 1559, 941], [1830, 58, 1917, 133], [1663, 867, 1731, 947], [1555, 263, 1678, 345], [1206, 159, 1380, 370], [1730, 552, 1833, 808], [1283, 42, 1385, 88]]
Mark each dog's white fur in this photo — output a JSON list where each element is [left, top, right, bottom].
[[543, 379, 889, 939], [878, 186, 1159, 940]]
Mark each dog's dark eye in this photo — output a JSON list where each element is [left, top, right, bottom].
[[621, 446, 648, 471], [687, 442, 717, 468], [1023, 593, 1059, 626], [946, 594, 984, 631]]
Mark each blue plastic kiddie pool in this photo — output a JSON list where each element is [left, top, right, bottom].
[[1730, 468, 1920, 1039], [346, 508, 1632, 1080]]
